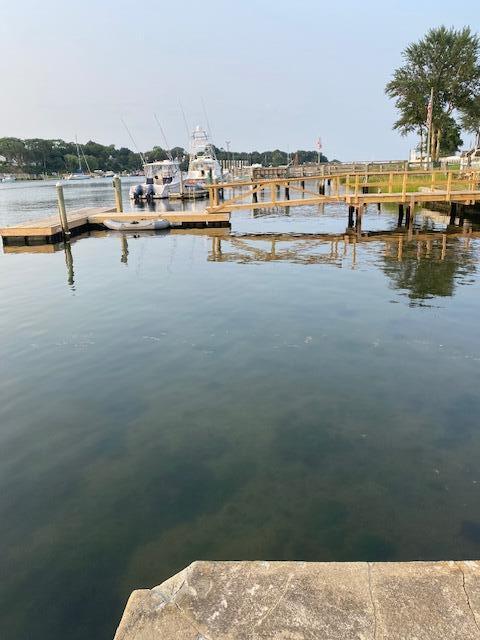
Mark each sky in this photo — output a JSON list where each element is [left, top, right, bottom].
[[0, 0, 479, 160]]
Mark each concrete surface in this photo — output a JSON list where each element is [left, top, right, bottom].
[[114, 560, 480, 639]]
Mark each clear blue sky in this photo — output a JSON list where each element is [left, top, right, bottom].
[[1, 0, 478, 159]]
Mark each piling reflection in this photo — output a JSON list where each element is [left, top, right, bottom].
[[121, 235, 129, 265], [381, 233, 478, 304], [63, 241, 74, 288], [208, 230, 480, 303]]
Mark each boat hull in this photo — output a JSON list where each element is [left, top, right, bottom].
[[129, 179, 181, 199], [67, 174, 92, 181], [103, 219, 170, 231]]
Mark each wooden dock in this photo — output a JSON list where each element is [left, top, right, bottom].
[[2, 167, 480, 246], [0, 207, 231, 245]]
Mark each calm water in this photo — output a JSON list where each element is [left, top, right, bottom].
[[2, 180, 480, 639]]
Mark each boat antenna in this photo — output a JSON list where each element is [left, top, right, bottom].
[[153, 113, 173, 162], [201, 97, 213, 140], [121, 117, 146, 165], [178, 100, 191, 145]]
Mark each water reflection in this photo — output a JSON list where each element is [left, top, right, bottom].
[[382, 233, 478, 304], [3, 218, 480, 640], [4, 226, 480, 305], [120, 235, 129, 265], [63, 241, 74, 288]]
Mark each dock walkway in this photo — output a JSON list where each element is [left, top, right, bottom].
[[0, 207, 231, 244]]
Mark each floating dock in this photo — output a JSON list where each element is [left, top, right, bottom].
[[0, 207, 231, 245]]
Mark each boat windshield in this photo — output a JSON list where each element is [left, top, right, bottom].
[[144, 162, 178, 179]]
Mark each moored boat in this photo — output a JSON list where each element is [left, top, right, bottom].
[[186, 126, 223, 185], [129, 159, 181, 200], [103, 218, 170, 231], [66, 136, 92, 180], [67, 173, 92, 181]]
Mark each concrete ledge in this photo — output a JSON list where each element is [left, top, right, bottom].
[[114, 560, 480, 639]]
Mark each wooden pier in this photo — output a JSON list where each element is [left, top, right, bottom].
[[0, 207, 231, 245], [2, 168, 480, 247], [204, 168, 480, 230]]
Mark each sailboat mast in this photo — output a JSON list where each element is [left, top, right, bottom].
[[75, 135, 82, 173]]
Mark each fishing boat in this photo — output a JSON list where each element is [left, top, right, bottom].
[[67, 137, 92, 180], [129, 159, 182, 200], [103, 218, 170, 231], [186, 126, 223, 185]]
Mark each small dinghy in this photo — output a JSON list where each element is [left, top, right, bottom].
[[104, 219, 170, 231]]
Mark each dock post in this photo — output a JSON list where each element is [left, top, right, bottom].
[[285, 183, 290, 200], [405, 205, 411, 227], [113, 175, 123, 213], [355, 206, 362, 230], [397, 204, 404, 227], [253, 185, 258, 203], [348, 205, 354, 228], [271, 182, 277, 204], [449, 202, 457, 226], [56, 182, 70, 237]]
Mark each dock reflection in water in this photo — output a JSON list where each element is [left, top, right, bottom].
[[2, 206, 480, 640]]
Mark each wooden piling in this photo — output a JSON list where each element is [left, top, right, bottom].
[[449, 202, 457, 226], [56, 183, 70, 237], [113, 175, 123, 213], [405, 205, 411, 227], [348, 205, 354, 228]]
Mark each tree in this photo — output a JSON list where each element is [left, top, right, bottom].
[[386, 26, 480, 161], [461, 96, 480, 148], [0, 137, 27, 168]]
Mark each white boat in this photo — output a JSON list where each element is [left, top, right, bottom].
[[104, 218, 170, 231], [1, 174, 16, 183], [186, 126, 223, 185], [129, 159, 181, 200], [67, 173, 91, 181]]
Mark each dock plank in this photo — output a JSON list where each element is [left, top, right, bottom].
[[0, 207, 230, 240], [0, 207, 115, 237]]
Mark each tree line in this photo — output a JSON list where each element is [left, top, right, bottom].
[[0, 137, 328, 176], [386, 26, 480, 161]]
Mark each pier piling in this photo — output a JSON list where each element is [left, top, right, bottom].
[[348, 205, 355, 228], [113, 175, 123, 213], [56, 183, 70, 238], [405, 205, 411, 227]]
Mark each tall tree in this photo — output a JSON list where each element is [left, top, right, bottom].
[[460, 96, 480, 148], [386, 26, 480, 161]]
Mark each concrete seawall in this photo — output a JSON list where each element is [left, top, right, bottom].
[[114, 560, 480, 639]]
